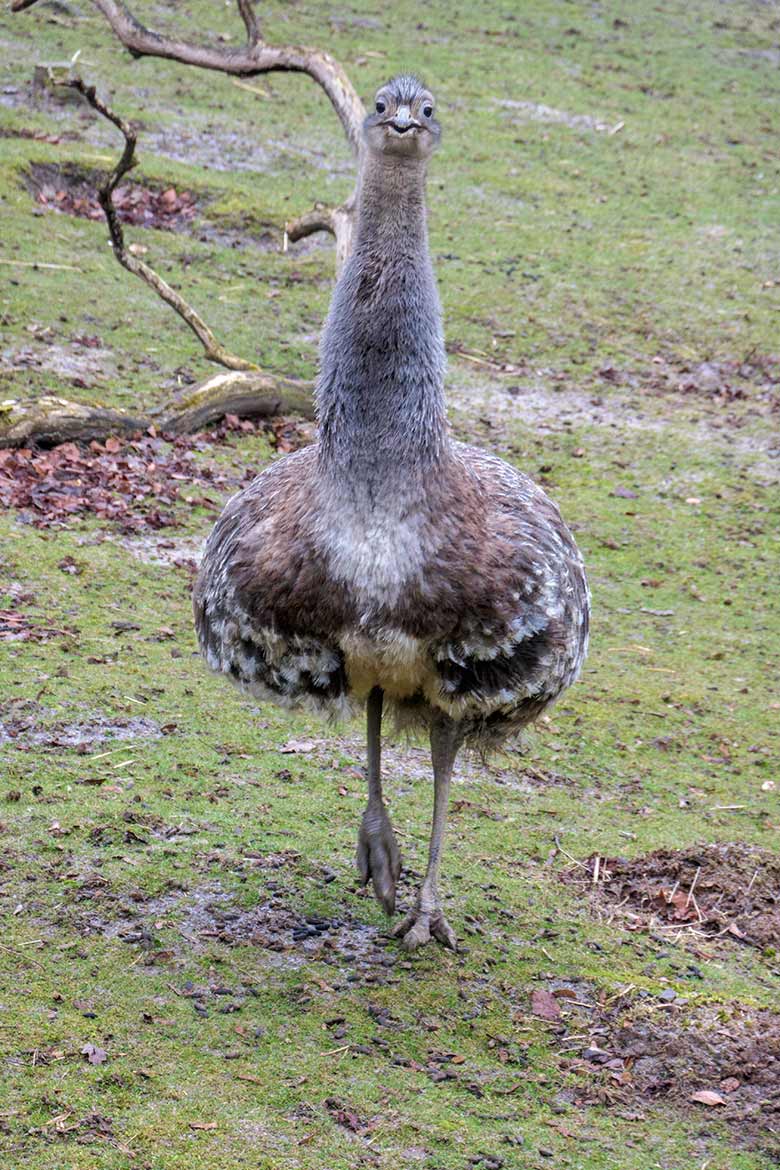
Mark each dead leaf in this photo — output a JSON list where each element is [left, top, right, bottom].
[[690, 1090, 726, 1107], [280, 739, 317, 754], [530, 989, 561, 1021], [325, 1098, 366, 1133], [189, 1121, 217, 1131], [80, 1043, 108, 1065]]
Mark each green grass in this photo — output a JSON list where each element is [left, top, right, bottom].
[[1, 1, 779, 1168]]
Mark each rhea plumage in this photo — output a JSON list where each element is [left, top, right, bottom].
[[194, 75, 590, 952]]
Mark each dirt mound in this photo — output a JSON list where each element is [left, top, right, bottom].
[[563, 843, 780, 950], [556, 992, 780, 1156]]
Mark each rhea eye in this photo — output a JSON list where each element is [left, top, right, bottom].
[[422, 104, 433, 118], [375, 99, 386, 114]]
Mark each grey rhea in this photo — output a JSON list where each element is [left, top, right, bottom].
[[194, 75, 590, 951]]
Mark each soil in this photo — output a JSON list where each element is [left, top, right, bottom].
[[562, 843, 780, 951], [25, 161, 285, 251], [109, 532, 204, 571], [72, 875, 400, 987], [0, 708, 162, 749], [495, 98, 618, 133], [1, 337, 116, 389], [551, 987, 780, 1158], [27, 161, 199, 232], [450, 356, 780, 482], [181, 882, 396, 981]]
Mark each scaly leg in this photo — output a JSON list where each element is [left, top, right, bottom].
[[356, 686, 401, 914], [393, 712, 462, 951]]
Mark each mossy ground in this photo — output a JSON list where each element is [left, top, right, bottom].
[[1, 2, 778, 1168]]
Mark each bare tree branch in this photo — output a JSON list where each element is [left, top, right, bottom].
[[286, 195, 356, 274], [13, 0, 365, 156], [236, 0, 260, 47], [59, 76, 257, 372], [286, 205, 337, 242]]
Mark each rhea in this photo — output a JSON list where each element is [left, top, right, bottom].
[[194, 76, 590, 952]]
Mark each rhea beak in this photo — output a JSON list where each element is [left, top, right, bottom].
[[388, 105, 420, 134]]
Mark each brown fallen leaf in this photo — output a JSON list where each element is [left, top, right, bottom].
[[80, 1043, 108, 1065], [280, 739, 317, 754], [530, 989, 561, 1022], [325, 1098, 365, 1133], [189, 1121, 217, 1130], [690, 1090, 726, 1107]]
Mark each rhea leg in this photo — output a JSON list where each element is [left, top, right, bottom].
[[356, 686, 401, 914], [393, 712, 462, 952]]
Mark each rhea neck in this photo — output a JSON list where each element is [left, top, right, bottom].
[[315, 143, 448, 497]]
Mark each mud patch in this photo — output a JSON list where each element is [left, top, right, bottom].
[[449, 363, 780, 483], [109, 532, 203, 572], [0, 709, 162, 750], [27, 161, 198, 231], [79, 875, 399, 985], [553, 990, 780, 1156], [495, 98, 621, 134], [1, 338, 116, 389], [563, 843, 780, 951], [179, 882, 397, 983], [318, 731, 560, 797], [0, 608, 77, 643]]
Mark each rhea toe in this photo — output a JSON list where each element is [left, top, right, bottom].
[[194, 76, 590, 953]]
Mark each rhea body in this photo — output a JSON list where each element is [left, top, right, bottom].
[[194, 76, 590, 951]]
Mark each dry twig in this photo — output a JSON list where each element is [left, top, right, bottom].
[[56, 75, 256, 372]]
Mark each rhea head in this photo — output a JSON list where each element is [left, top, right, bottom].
[[363, 74, 441, 160]]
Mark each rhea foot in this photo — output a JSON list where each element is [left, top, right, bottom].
[[392, 903, 458, 952], [356, 808, 401, 915]]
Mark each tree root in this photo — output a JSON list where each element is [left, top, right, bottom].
[[0, 371, 314, 448]]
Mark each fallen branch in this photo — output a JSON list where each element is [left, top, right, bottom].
[[57, 75, 256, 373], [0, 371, 314, 448], [13, 0, 365, 156], [162, 370, 314, 434]]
